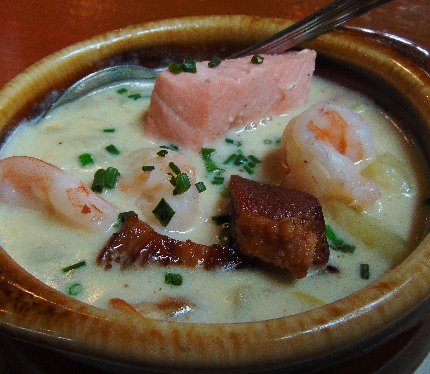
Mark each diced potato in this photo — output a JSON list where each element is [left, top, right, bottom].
[[326, 201, 412, 266], [362, 153, 415, 195]]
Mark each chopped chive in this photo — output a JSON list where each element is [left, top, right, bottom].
[[78, 153, 94, 167], [211, 214, 231, 225], [275, 137, 282, 145], [251, 54, 264, 64], [152, 198, 175, 227], [208, 56, 221, 68], [243, 164, 255, 175], [160, 144, 179, 151], [172, 173, 191, 195], [164, 272, 183, 286], [128, 93, 142, 100], [116, 87, 128, 94], [103, 128, 116, 133], [211, 176, 225, 185], [105, 144, 120, 155], [182, 58, 197, 73], [195, 181, 206, 193], [201, 147, 224, 173], [62, 260, 86, 273], [225, 138, 234, 144], [248, 155, 261, 164], [157, 149, 168, 157], [91, 167, 120, 193], [142, 165, 155, 172], [360, 263, 370, 280], [326, 225, 356, 253], [114, 211, 136, 228], [168, 62, 183, 74], [169, 161, 181, 175], [264, 139, 272, 145], [68, 283, 83, 296]]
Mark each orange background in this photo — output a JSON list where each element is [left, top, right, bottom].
[[0, 0, 429, 87]]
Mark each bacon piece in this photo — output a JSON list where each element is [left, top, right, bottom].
[[97, 213, 244, 270], [229, 175, 329, 278]]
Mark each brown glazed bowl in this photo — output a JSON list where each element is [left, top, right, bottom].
[[0, 15, 430, 373]]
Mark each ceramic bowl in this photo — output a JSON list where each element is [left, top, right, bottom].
[[0, 15, 430, 373]]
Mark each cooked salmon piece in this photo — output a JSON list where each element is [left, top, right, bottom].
[[229, 175, 329, 278], [145, 50, 316, 150]]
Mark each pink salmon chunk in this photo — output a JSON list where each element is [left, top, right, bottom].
[[144, 50, 316, 150]]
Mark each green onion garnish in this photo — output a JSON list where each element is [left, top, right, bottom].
[[211, 175, 225, 185], [103, 128, 116, 133], [195, 181, 206, 193], [164, 272, 183, 286], [152, 198, 175, 227], [169, 162, 181, 175], [128, 93, 142, 100], [251, 54, 264, 64], [168, 62, 184, 74], [68, 283, 83, 296], [264, 139, 272, 145], [78, 153, 94, 167], [360, 264, 370, 280], [114, 211, 136, 228], [62, 260, 86, 273], [182, 58, 197, 73], [172, 173, 191, 195], [142, 165, 155, 172], [326, 225, 356, 253], [160, 144, 179, 151], [225, 138, 234, 144], [208, 56, 221, 68], [201, 148, 224, 173], [116, 87, 128, 94], [157, 149, 168, 157], [91, 167, 120, 193], [105, 144, 120, 155]]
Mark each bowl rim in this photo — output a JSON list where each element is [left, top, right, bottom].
[[0, 15, 430, 371]]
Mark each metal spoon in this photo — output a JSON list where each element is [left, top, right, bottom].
[[44, 0, 392, 116]]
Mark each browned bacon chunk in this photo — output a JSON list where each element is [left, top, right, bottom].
[[229, 175, 329, 278], [97, 213, 244, 270]]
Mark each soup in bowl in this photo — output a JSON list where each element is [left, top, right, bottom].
[[0, 15, 429, 372]]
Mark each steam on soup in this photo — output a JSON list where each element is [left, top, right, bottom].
[[0, 59, 428, 323]]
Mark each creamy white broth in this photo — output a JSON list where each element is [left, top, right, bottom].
[[0, 76, 427, 323]]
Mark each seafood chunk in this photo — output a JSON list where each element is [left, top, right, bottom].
[[145, 50, 316, 149], [0, 156, 119, 231], [119, 148, 199, 232], [282, 102, 381, 210], [97, 212, 244, 270], [229, 175, 329, 278]]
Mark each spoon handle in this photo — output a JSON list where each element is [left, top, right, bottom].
[[231, 0, 392, 57]]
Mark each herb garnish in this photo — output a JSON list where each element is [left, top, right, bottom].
[[360, 263, 370, 280], [68, 283, 83, 296], [78, 153, 94, 167], [62, 260, 87, 273], [164, 272, 183, 286], [116, 87, 128, 94], [223, 150, 261, 175], [201, 148, 224, 173], [208, 56, 221, 68], [157, 149, 168, 157], [141, 165, 155, 172], [160, 144, 179, 151], [114, 211, 136, 228], [105, 144, 120, 155], [195, 181, 206, 193], [91, 167, 120, 193], [127, 93, 142, 100], [326, 225, 356, 253], [168, 58, 197, 74], [251, 54, 264, 64], [152, 198, 175, 227], [103, 128, 116, 133]]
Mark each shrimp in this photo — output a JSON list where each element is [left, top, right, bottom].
[[119, 148, 199, 232], [0, 156, 119, 231], [282, 102, 381, 210]]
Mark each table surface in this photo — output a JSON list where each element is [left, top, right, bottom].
[[0, 1, 429, 373]]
